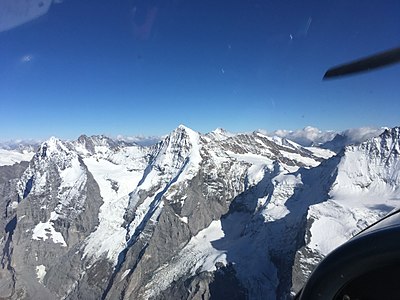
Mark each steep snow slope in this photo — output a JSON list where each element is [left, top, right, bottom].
[[82, 157, 143, 262], [293, 127, 400, 293], [311, 128, 400, 253]]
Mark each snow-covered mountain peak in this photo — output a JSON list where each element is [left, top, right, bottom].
[[11, 136, 90, 254], [177, 124, 187, 129], [213, 127, 226, 134], [16, 137, 85, 201], [40, 136, 67, 155], [214, 131, 322, 169], [331, 127, 400, 197], [256, 132, 302, 149], [147, 125, 202, 179], [299, 126, 400, 273], [346, 126, 400, 159], [378, 126, 400, 147], [78, 134, 116, 146], [176, 124, 193, 132], [173, 124, 199, 138], [207, 127, 235, 141], [164, 125, 200, 148], [321, 127, 387, 153], [75, 134, 119, 156], [37, 137, 78, 164]]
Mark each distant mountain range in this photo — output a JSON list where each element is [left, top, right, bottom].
[[0, 125, 398, 299]]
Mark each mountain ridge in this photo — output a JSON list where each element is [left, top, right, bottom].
[[0, 125, 398, 299]]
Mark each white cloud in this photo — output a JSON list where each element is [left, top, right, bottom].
[[258, 126, 387, 148], [341, 127, 386, 144], [259, 126, 337, 146], [0, 139, 42, 152], [116, 135, 162, 146]]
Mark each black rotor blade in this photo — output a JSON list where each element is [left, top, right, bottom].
[[323, 47, 400, 80]]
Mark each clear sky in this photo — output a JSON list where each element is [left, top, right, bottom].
[[1, 0, 399, 141]]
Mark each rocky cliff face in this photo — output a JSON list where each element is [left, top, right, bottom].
[[3, 138, 103, 299], [0, 160, 30, 299], [0, 126, 397, 299]]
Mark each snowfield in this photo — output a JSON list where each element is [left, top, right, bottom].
[[0, 149, 34, 166]]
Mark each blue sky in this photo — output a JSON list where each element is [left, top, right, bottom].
[[1, 0, 399, 141]]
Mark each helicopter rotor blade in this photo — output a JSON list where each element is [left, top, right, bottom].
[[323, 47, 400, 80]]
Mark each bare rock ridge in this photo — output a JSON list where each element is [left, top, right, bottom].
[[0, 126, 398, 299]]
